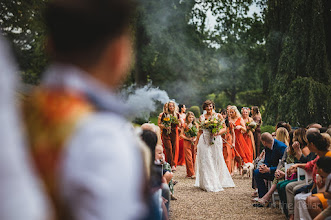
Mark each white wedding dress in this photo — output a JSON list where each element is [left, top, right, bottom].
[[194, 114, 235, 192]]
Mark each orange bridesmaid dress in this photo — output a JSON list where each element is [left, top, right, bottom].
[[177, 138, 186, 166], [243, 132, 254, 163], [234, 118, 253, 163], [222, 123, 234, 173]]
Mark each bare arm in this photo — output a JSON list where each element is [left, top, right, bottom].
[[158, 113, 163, 128], [238, 117, 247, 133]]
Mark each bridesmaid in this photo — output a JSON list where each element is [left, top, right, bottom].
[[242, 107, 256, 159], [158, 103, 168, 159], [228, 106, 253, 168], [251, 106, 262, 158], [179, 111, 198, 178], [158, 101, 180, 171], [177, 104, 186, 166], [220, 109, 235, 175]]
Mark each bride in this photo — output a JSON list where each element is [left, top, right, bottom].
[[194, 100, 235, 192]]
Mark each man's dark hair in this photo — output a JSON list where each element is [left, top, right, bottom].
[[140, 129, 158, 162], [316, 156, 331, 174], [307, 131, 329, 152], [45, 0, 136, 66]]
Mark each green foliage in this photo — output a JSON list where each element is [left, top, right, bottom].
[[189, 106, 201, 118], [133, 0, 266, 106], [237, 89, 266, 107], [0, 0, 48, 84], [132, 117, 149, 125], [149, 116, 159, 125], [264, 0, 331, 127], [260, 125, 275, 134]]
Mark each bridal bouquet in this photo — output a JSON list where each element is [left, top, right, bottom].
[[162, 115, 179, 134], [184, 124, 198, 145], [199, 118, 223, 145], [246, 121, 257, 132]]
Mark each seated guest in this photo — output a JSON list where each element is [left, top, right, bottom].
[[155, 145, 177, 201], [253, 127, 290, 206], [253, 132, 287, 202], [308, 156, 331, 220], [141, 130, 168, 220], [277, 128, 314, 217], [288, 132, 331, 220]]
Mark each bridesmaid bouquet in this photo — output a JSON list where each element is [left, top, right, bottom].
[[184, 124, 198, 145], [162, 115, 179, 134], [246, 121, 257, 132], [199, 118, 223, 145]]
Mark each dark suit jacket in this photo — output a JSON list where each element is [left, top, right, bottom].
[[263, 139, 287, 173]]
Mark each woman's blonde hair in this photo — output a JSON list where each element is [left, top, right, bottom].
[[230, 105, 241, 118], [162, 102, 168, 114], [276, 127, 290, 146], [166, 101, 178, 118]]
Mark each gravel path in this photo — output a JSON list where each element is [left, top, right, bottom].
[[169, 165, 287, 220]]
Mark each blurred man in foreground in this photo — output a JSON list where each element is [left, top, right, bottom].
[[23, 0, 145, 219]]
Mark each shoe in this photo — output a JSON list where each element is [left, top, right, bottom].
[[171, 166, 176, 172], [171, 194, 178, 200], [173, 180, 178, 185], [251, 192, 258, 197], [251, 197, 259, 202], [252, 199, 270, 207], [185, 175, 196, 179]]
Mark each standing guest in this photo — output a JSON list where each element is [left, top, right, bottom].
[[229, 106, 252, 168], [251, 106, 262, 158], [253, 133, 286, 199], [22, 1, 146, 219], [180, 111, 198, 178], [177, 104, 187, 166], [220, 109, 235, 174], [158, 101, 180, 171], [0, 32, 51, 220], [242, 107, 256, 159]]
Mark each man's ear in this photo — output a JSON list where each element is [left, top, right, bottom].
[[100, 34, 132, 88], [108, 35, 132, 77]]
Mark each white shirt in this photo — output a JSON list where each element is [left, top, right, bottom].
[[43, 64, 145, 220], [0, 34, 50, 220]]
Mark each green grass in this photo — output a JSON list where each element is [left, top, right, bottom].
[[149, 116, 158, 125]]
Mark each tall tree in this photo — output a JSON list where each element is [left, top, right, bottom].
[[264, 0, 331, 126], [0, 0, 48, 84]]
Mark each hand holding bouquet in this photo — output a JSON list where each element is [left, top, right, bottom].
[[162, 114, 179, 134], [184, 124, 198, 145], [246, 121, 257, 132], [199, 117, 223, 145]]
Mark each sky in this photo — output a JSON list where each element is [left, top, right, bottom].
[[204, 2, 262, 31]]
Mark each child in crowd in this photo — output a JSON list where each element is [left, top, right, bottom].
[[155, 145, 177, 200], [310, 156, 331, 220]]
